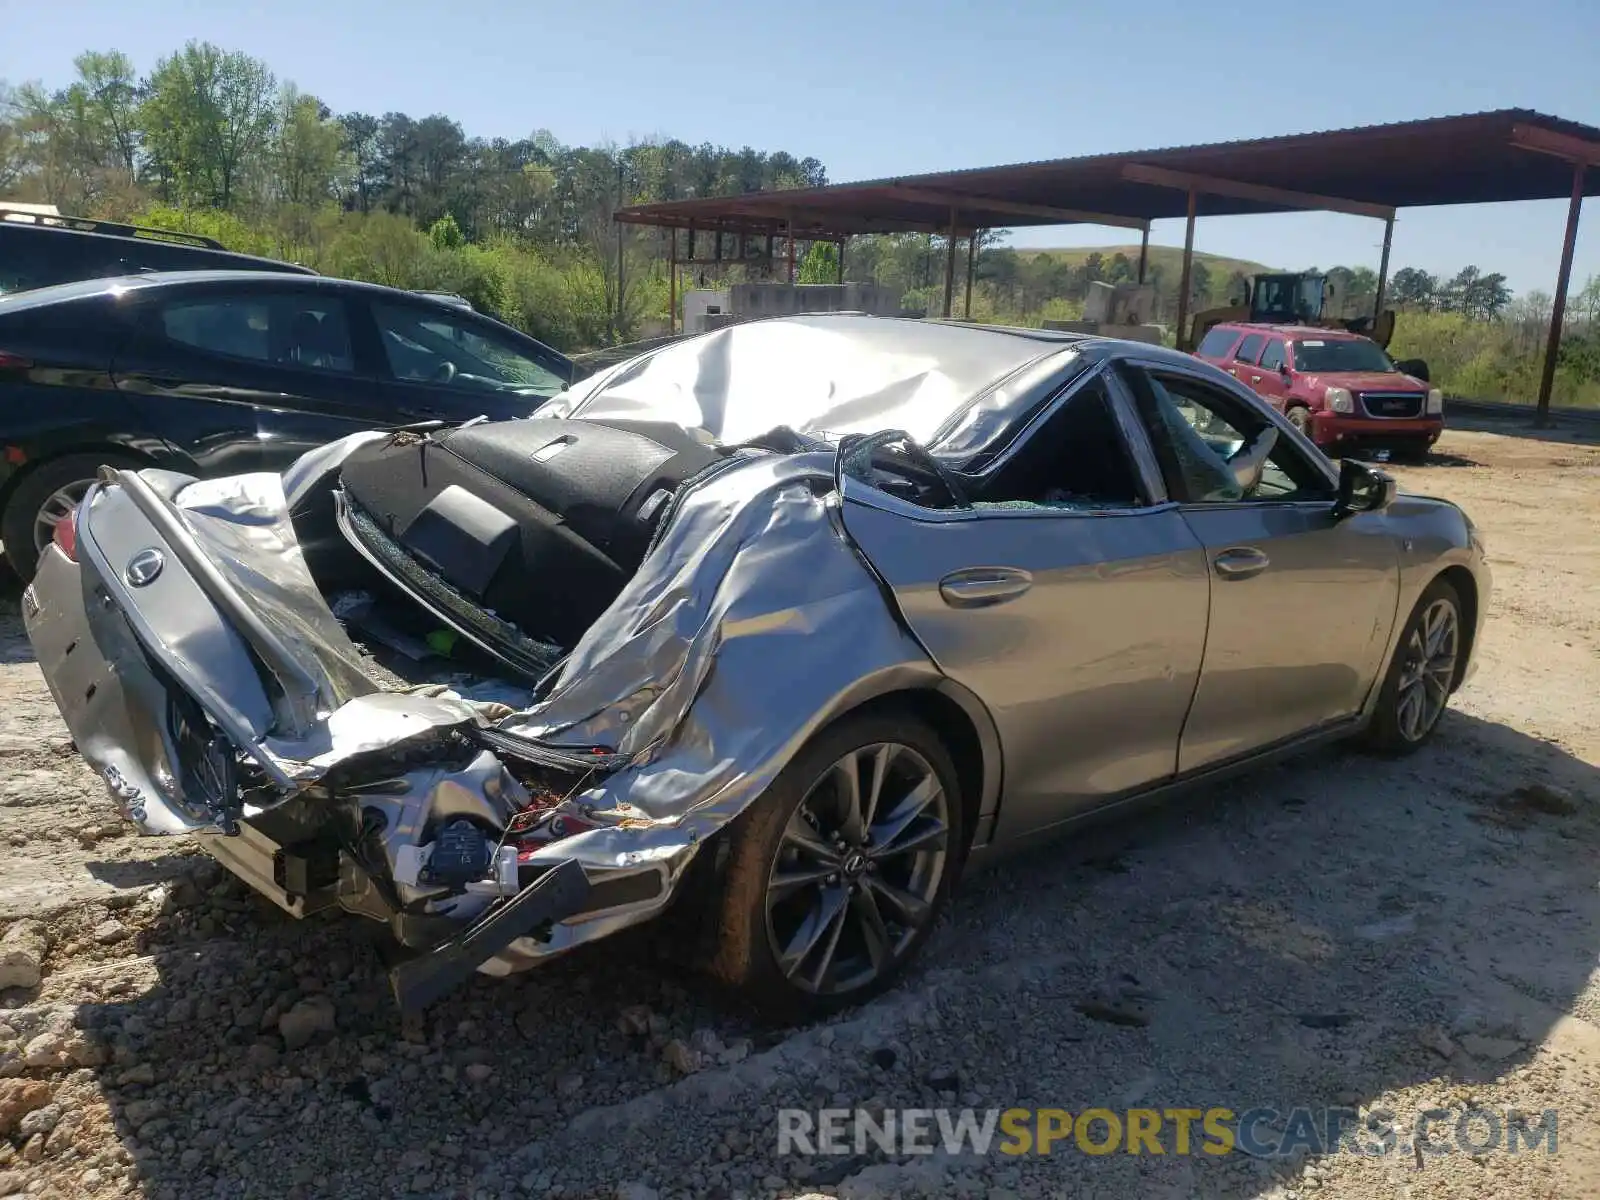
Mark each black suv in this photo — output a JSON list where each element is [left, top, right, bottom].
[[0, 270, 574, 578], [0, 206, 314, 295]]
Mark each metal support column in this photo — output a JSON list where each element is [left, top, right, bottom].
[[1137, 226, 1149, 284], [965, 231, 977, 320], [786, 216, 796, 283], [668, 228, 677, 336], [837, 239, 846, 284], [1175, 190, 1197, 350], [1538, 161, 1587, 423], [613, 158, 625, 343], [942, 208, 958, 318], [1373, 214, 1394, 318]]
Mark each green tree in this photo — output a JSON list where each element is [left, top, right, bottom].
[[797, 241, 839, 284], [428, 212, 465, 250], [70, 51, 141, 185], [1389, 267, 1437, 311], [139, 42, 277, 207], [274, 87, 346, 206]]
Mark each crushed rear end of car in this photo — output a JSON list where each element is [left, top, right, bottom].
[[22, 436, 932, 1009]]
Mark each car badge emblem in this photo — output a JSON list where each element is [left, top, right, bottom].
[[125, 547, 165, 588]]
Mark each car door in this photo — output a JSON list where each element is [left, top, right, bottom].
[[366, 298, 573, 424], [1118, 361, 1401, 772], [111, 282, 402, 476], [1226, 332, 1265, 388], [836, 367, 1212, 836], [1253, 337, 1290, 410]]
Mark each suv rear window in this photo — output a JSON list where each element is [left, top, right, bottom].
[[1195, 327, 1240, 358]]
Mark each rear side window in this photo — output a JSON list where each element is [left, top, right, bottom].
[[1195, 327, 1240, 358], [1234, 334, 1265, 363], [0, 229, 104, 295], [159, 293, 355, 372]]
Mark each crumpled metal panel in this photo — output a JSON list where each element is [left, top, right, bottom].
[[484, 449, 945, 968], [496, 447, 939, 840], [540, 314, 1071, 453], [170, 472, 377, 709]]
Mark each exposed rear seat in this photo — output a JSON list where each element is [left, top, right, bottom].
[[338, 418, 724, 651]]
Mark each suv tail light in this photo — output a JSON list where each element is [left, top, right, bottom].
[[0, 351, 34, 371], [52, 509, 78, 562]]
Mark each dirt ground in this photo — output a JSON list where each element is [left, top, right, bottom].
[[1, 415, 1598, 1200]]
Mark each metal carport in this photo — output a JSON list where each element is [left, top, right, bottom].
[[615, 109, 1600, 420]]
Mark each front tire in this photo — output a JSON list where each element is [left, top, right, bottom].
[[1286, 405, 1315, 442], [1363, 577, 1463, 753], [704, 711, 964, 1020], [2, 452, 144, 580]]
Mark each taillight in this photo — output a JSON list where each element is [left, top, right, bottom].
[[52, 510, 78, 562], [0, 351, 33, 371]]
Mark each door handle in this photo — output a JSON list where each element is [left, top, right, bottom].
[[938, 566, 1033, 609], [1212, 547, 1270, 580], [1250, 374, 1262, 383], [1227, 368, 1238, 375]]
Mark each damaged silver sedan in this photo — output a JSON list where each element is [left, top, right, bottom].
[[22, 314, 1490, 1016]]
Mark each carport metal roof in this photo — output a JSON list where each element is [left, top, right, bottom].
[[616, 109, 1600, 417]]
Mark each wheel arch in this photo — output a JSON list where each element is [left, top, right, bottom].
[[0, 440, 167, 508], [1436, 564, 1479, 690], [809, 678, 1003, 860]]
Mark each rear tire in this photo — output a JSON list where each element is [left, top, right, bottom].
[[703, 710, 965, 1021], [2, 452, 144, 580], [1361, 577, 1463, 754], [1286, 405, 1315, 442]]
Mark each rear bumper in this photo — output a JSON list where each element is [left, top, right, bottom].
[[1312, 413, 1443, 447]]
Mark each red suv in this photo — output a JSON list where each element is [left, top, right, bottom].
[[1194, 323, 1442, 460]]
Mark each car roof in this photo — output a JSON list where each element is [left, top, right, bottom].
[[0, 270, 471, 313], [1212, 322, 1369, 341], [0, 218, 313, 272]]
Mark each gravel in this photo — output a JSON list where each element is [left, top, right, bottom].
[[0, 422, 1597, 1200]]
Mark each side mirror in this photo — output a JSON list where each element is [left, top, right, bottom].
[[1394, 357, 1430, 383], [1279, 362, 1292, 377], [1333, 458, 1396, 518]]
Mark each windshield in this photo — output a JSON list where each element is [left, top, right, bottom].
[[1292, 338, 1395, 374], [378, 309, 569, 397]]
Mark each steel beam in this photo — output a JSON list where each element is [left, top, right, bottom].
[[1137, 227, 1149, 284], [881, 185, 1150, 232], [1175, 189, 1197, 351], [965, 232, 977, 320], [942, 208, 958, 318], [1122, 163, 1395, 221], [1537, 162, 1586, 423], [1510, 123, 1600, 167], [1374, 214, 1394, 318]]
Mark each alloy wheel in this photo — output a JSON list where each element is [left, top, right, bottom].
[[763, 741, 950, 996], [1394, 598, 1459, 742], [32, 480, 93, 553]]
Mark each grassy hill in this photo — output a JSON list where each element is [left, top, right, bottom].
[[1022, 244, 1278, 279]]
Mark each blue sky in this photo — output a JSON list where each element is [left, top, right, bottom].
[[6, 0, 1598, 294]]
